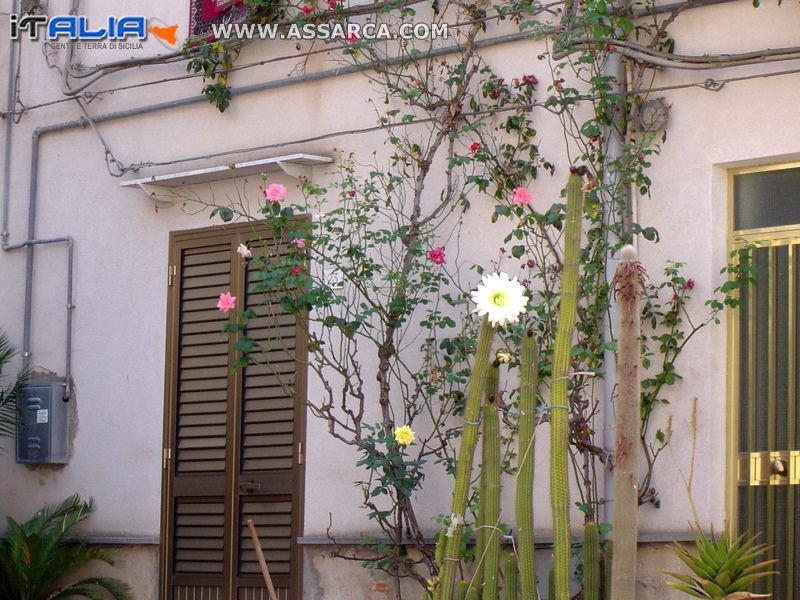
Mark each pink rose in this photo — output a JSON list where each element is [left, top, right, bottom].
[[264, 183, 288, 202], [470, 142, 480, 152], [301, 5, 313, 13], [512, 187, 532, 206], [292, 266, 303, 276], [217, 292, 237, 313], [292, 238, 307, 250], [427, 247, 446, 265]]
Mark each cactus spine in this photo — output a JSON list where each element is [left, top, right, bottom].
[[583, 521, 601, 600], [504, 553, 518, 600], [549, 169, 585, 600], [481, 378, 502, 600], [516, 331, 539, 598], [439, 316, 495, 599], [610, 245, 644, 600]]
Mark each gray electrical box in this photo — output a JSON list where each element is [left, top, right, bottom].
[[16, 378, 69, 464]]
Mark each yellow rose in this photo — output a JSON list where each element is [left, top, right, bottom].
[[394, 425, 415, 446]]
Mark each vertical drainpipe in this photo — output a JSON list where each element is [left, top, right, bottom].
[[1, 3, 75, 400], [1, 0, 20, 246], [600, 2, 633, 528], [22, 132, 39, 372]]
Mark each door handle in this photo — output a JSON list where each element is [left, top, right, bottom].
[[738, 450, 800, 486], [239, 480, 262, 493], [771, 458, 788, 477]]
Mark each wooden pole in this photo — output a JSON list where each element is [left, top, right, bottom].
[[246, 518, 279, 600]]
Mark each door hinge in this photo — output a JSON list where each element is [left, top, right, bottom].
[[167, 265, 177, 287], [298, 442, 304, 466], [162, 447, 172, 469]]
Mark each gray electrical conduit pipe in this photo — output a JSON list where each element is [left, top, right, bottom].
[[0, 26, 541, 403], [0, 0, 740, 401]]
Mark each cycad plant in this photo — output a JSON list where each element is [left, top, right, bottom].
[[0, 495, 132, 600], [664, 530, 776, 599], [0, 331, 29, 450]]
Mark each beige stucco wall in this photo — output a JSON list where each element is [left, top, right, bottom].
[[1, 0, 799, 596]]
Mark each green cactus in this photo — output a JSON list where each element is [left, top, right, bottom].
[[504, 553, 518, 600], [549, 169, 586, 600], [466, 589, 480, 600], [516, 331, 539, 598], [456, 581, 469, 600], [583, 521, 601, 600], [611, 246, 645, 600], [439, 316, 496, 599], [603, 540, 613, 600], [481, 385, 502, 600], [548, 565, 555, 600], [474, 362, 500, 597]]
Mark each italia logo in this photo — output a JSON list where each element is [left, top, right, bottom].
[[9, 14, 180, 46]]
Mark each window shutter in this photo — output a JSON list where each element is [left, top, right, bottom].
[[162, 223, 307, 600]]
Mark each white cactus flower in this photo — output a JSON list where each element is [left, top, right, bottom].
[[445, 514, 463, 538], [471, 272, 528, 327]]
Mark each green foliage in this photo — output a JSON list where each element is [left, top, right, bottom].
[[664, 531, 776, 599], [638, 250, 756, 507], [356, 423, 426, 518], [184, 40, 240, 112], [0, 495, 131, 600], [0, 331, 28, 450]]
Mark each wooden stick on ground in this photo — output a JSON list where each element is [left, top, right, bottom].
[[246, 518, 279, 600]]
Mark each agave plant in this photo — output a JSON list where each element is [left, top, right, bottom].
[[0, 495, 132, 600], [0, 331, 29, 451], [664, 529, 776, 599]]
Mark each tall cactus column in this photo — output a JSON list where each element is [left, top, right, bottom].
[[550, 169, 586, 600], [474, 362, 501, 597], [583, 521, 601, 600], [516, 331, 539, 598], [438, 316, 495, 599], [610, 245, 645, 599], [441, 272, 529, 599], [481, 379, 502, 600]]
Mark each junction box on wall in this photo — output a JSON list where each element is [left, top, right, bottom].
[[16, 376, 69, 464]]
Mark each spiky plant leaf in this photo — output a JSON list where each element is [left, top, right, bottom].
[[0, 496, 132, 600], [0, 332, 29, 447], [664, 530, 777, 599]]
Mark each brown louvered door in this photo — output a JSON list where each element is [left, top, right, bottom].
[[162, 224, 306, 600]]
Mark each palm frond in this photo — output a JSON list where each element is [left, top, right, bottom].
[[0, 331, 30, 448], [0, 496, 131, 600], [47, 577, 132, 600]]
